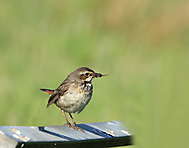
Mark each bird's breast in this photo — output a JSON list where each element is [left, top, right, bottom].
[[56, 83, 93, 113]]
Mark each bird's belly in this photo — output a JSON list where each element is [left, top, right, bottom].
[[56, 91, 92, 113]]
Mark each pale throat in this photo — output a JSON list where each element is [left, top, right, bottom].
[[85, 76, 93, 82]]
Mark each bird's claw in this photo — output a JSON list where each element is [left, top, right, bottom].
[[64, 123, 84, 132]]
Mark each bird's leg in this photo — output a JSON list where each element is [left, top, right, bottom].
[[61, 110, 71, 126], [61, 110, 83, 131], [69, 113, 76, 126], [68, 113, 83, 131]]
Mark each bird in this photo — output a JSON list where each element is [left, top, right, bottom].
[[40, 67, 106, 129]]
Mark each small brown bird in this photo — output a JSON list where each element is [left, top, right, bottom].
[[40, 67, 106, 129]]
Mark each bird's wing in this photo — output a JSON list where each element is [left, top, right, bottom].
[[46, 81, 69, 107], [46, 93, 59, 108]]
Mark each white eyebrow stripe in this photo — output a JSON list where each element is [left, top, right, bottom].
[[80, 71, 93, 75]]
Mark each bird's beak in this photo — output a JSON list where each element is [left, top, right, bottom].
[[93, 72, 108, 78]]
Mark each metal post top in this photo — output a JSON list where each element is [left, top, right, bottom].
[[0, 121, 132, 148]]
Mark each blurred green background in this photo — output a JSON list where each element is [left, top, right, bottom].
[[0, 0, 189, 148]]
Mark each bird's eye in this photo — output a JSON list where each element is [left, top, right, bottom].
[[85, 73, 93, 77], [85, 73, 90, 76]]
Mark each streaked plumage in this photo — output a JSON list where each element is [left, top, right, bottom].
[[40, 67, 106, 129]]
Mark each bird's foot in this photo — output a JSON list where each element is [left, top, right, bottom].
[[71, 125, 84, 132], [64, 122, 72, 128], [64, 123, 84, 132]]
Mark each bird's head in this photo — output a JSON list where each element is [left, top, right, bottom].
[[68, 67, 107, 83]]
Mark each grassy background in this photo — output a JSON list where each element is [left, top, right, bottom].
[[0, 0, 189, 148]]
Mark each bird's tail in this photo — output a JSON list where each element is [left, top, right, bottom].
[[40, 88, 54, 95]]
